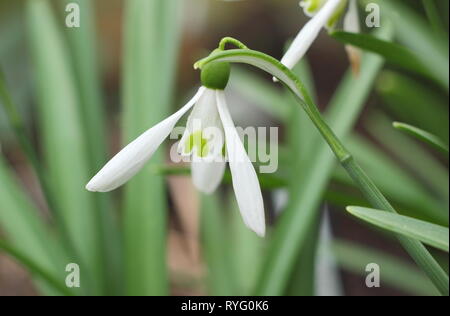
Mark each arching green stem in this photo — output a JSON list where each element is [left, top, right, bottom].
[[195, 45, 449, 296]]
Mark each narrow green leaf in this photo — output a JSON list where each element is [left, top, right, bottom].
[[0, 156, 71, 295], [61, 0, 123, 296], [342, 134, 447, 225], [0, 239, 74, 296], [364, 0, 449, 90], [331, 31, 434, 82], [285, 59, 320, 296], [60, 0, 107, 171], [285, 215, 320, 296], [421, 0, 446, 38], [333, 240, 439, 296], [227, 195, 265, 295], [376, 71, 449, 143], [347, 206, 449, 252], [26, 0, 102, 294], [366, 113, 448, 203], [122, 0, 182, 295], [393, 122, 449, 155]]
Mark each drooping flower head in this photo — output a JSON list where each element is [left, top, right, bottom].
[[281, 0, 361, 73], [86, 52, 265, 237]]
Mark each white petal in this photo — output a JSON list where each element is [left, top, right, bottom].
[[86, 87, 205, 192], [216, 90, 265, 237], [191, 158, 226, 194], [281, 0, 342, 69]]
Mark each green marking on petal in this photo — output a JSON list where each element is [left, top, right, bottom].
[[326, 0, 348, 29], [184, 130, 210, 157], [301, 0, 327, 16], [221, 143, 227, 158]]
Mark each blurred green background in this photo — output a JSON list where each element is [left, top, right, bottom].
[[0, 0, 448, 296]]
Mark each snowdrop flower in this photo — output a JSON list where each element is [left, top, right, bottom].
[[281, 0, 361, 72], [86, 61, 265, 237]]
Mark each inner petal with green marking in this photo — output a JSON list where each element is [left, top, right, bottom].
[[326, 0, 348, 29], [178, 88, 225, 159], [300, 0, 328, 16], [184, 130, 210, 158]]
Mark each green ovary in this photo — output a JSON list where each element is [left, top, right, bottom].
[[184, 130, 210, 157]]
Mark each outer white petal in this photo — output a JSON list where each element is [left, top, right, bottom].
[[191, 158, 226, 194], [216, 90, 265, 237], [281, 0, 342, 69], [86, 87, 205, 192]]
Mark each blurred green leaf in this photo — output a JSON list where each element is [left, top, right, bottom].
[[333, 240, 439, 296], [324, 185, 369, 208], [200, 194, 237, 295], [61, 0, 107, 171], [339, 134, 447, 225], [230, 68, 287, 120], [227, 195, 265, 295], [376, 71, 449, 142], [347, 206, 449, 252], [122, 0, 181, 295], [26, 0, 102, 294], [285, 59, 320, 296], [0, 156, 70, 295], [366, 113, 448, 203], [366, 0, 449, 90], [285, 216, 320, 296], [61, 0, 123, 296], [393, 122, 449, 155], [0, 239, 74, 296], [421, 0, 447, 38], [331, 31, 435, 83]]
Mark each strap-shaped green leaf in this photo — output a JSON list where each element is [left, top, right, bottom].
[[347, 206, 449, 252], [393, 122, 449, 155], [330, 31, 439, 85], [122, 0, 182, 295], [0, 239, 74, 296]]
